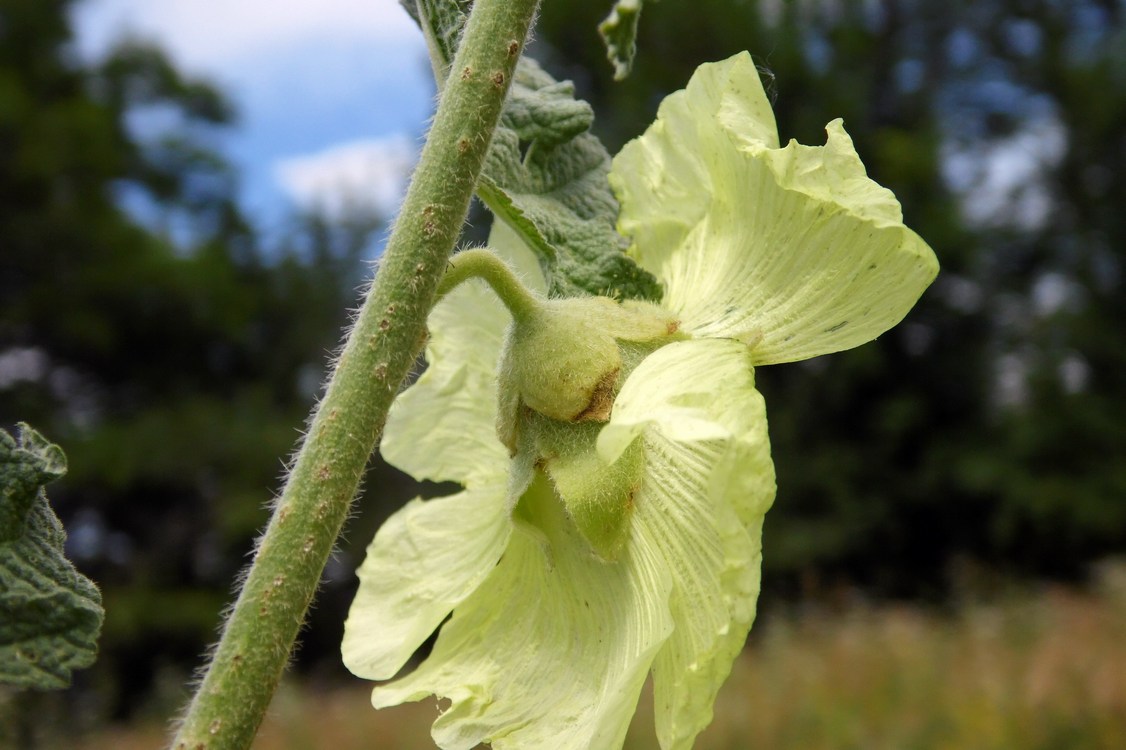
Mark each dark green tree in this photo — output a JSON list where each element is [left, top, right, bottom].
[[0, 0, 396, 722]]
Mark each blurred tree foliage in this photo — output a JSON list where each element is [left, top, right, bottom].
[[0, 0, 399, 722], [535, 0, 1126, 596], [2, 0, 1125, 728]]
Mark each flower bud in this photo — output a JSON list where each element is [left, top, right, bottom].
[[502, 299, 622, 424], [496, 295, 680, 454]]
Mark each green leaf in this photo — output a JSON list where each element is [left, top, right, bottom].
[[479, 58, 662, 301], [405, 0, 661, 301], [1, 424, 103, 690], [599, 0, 645, 80]]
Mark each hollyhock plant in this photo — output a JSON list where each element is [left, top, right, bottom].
[[341, 52, 938, 750]]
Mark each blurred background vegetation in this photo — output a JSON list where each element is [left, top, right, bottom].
[[2, 0, 1124, 746]]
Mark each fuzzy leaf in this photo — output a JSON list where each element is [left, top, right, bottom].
[[404, 0, 661, 301], [599, 0, 645, 80], [479, 58, 662, 300], [1, 424, 103, 690]]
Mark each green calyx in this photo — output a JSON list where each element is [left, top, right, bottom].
[[513, 417, 645, 562], [439, 247, 680, 444]]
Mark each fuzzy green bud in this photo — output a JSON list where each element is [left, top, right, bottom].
[[496, 296, 681, 451], [503, 298, 622, 423], [435, 248, 684, 559]]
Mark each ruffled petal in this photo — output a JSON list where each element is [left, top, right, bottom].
[[372, 471, 675, 750], [601, 338, 776, 749], [609, 52, 778, 269], [381, 220, 545, 485], [342, 482, 511, 680], [611, 51, 938, 364]]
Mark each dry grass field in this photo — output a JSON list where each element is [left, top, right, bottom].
[[73, 563, 1126, 750]]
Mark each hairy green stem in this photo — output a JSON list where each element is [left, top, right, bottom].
[[170, 0, 541, 747], [436, 247, 541, 320]]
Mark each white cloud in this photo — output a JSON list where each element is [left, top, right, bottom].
[[73, 0, 419, 67], [941, 116, 1067, 231], [274, 134, 417, 220], [0, 347, 49, 389], [72, 0, 433, 226]]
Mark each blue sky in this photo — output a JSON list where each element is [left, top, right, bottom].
[[68, 0, 1065, 244], [71, 0, 433, 232]]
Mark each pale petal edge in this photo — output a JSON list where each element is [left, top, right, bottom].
[[381, 218, 545, 485], [611, 52, 938, 363], [342, 484, 511, 681], [607, 339, 776, 748]]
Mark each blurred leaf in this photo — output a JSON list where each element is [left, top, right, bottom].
[[0, 424, 103, 690], [97, 41, 235, 124], [599, 0, 644, 80]]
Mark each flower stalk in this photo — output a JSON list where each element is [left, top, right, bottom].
[[435, 248, 540, 321], [169, 0, 541, 747]]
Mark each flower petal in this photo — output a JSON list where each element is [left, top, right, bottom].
[[372, 471, 675, 750], [381, 220, 544, 485], [612, 52, 938, 364], [603, 338, 776, 749], [342, 483, 511, 680], [609, 53, 778, 271], [345, 223, 544, 682]]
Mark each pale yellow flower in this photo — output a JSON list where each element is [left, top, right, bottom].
[[342, 52, 937, 750]]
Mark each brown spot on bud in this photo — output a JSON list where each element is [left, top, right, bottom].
[[573, 367, 619, 422], [624, 485, 638, 511]]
